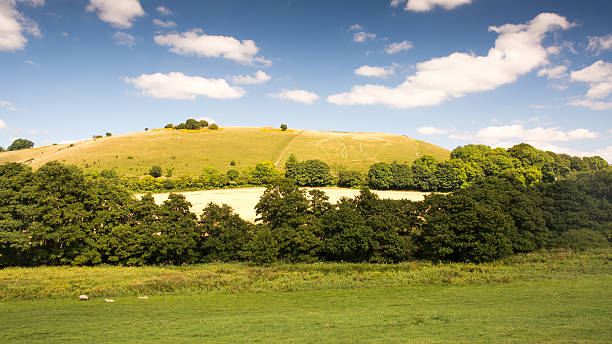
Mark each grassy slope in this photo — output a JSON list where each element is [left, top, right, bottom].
[[0, 127, 450, 176], [1, 250, 610, 342]]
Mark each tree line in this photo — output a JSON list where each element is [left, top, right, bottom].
[[118, 143, 608, 193], [0, 161, 609, 267]]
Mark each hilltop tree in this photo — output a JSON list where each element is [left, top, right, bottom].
[[208, 123, 219, 130], [199, 120, 209, 127], [280, 124, 287, 131], [8, 139, 34, 151]]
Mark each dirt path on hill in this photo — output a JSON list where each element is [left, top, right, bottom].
[[274, 130, 304, 166]]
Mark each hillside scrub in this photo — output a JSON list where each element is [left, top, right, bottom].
[[0, 160, 609, 267]]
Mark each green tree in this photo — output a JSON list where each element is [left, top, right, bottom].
[[164, 123, 174, 129], [337, 170, 363, 188], [367, 162, 393, 189], [412, 155, 439, 191], [583, 156, 609, 171], [105, 132, 112, 137], [242, 227, 279, 264], [8, 139, 34, 151], [280, 124, 288, 131], [199, 119, 209, 127], [149, 165, 162, 178], [198, 203, 253, 261], [208, 123, 219, 130]]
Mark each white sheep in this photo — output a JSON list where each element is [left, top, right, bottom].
[[79, 295, 89, 301]]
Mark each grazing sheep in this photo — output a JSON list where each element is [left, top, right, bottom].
[[104, 299, 114, 303], [138, 296, 148, 300], [79, 295, 89, 301]]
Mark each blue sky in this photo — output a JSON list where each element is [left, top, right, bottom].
[[0, 0, 611, 160]]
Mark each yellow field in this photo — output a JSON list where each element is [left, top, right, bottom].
[[0, 127, 450, 176], [141, 187, 431, 222]]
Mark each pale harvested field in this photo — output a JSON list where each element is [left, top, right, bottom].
[[143, 188, 430, 222]]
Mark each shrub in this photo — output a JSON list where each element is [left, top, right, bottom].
[[230, 160, 236, 166], [280, 124, 287, 131], [149, 165, 162, 178], [338, 170, 363, 188], [549, 229, 609, 250], [165, 168, 173, 178], [209, 123, 219, 130], [105, 132, 112, 137]]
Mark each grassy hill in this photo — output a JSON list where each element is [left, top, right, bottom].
[[0, 127, 450, 176]]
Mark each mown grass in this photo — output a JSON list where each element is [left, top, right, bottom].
[[1, 249, 609, 300], [0, 127, 450, 176], [1, 274, 610, 342]]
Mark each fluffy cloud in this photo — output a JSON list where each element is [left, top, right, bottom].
[[328, 13, 573, 108], [113, 31, 135, 47], [153, 19, 176, 28], [385, 40, 413, 54], [270, 89, 319, 104], [348, 24, 363, 31], [232, 70, 271, 85], [353, 31, 376, 43], [86, 0, 144, 29], [0, 119, 7, 129], [586, 34, 612, 54], [355, 65, 395, 78], [569, 60, 612, 110], [0, 100, 16, 111], [156, 6, 172, 16], [537, 65, 567, 79], [154, 29, 271, 66], [0, 0, 43, 51], [390, 0, 472, 12], [417, 126, 456, 135], [450, 124, 600, 146], [124, 72, 245, 100], [197, 116, 216, 124]]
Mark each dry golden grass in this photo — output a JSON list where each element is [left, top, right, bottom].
[[0, 127, 450, 176], [142, 187, 430, 221]]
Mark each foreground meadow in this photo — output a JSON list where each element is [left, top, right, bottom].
[[1, 250, 611, 343]]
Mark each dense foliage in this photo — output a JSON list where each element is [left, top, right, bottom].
[[366, 143, 609, 192], [0, 161, 609, 267], [7, 139, 34, 151], [170, 118, 210, 130]]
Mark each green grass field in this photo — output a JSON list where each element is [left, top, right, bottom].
[[0, 127, 450, 176], [1, 250, 611, 342]]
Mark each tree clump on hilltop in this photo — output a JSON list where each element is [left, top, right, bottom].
[[173, 118, 211, 130]]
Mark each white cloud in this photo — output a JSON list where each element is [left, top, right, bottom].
[[61, 31, 68, 37], [0, 0, 43, 51], [124, 72, 245, 100], [417, 126, 456, 135], [0, 119, 7, 130], [197, 116, 216, 124], [154, 29, 271, 66], [537, 65, 567, 80], [390, 0, 472, 12], [270, 89, 319, 104], [385, 40, 413, 54], [355, 65, 395, 78], [153, 19, 176, 28], [568, 99, 612, 111], [156, 6, 172, 16], [348, 24, 363, 31], [86, 0, 144, 29], [0, 100, 17, 111], [586, 35, 612, 54], [569, 60, 612, 110], [328, 13, 574, 108], [530, 144, 612, 163], [450, 124, 600, 146], [113, 31, 135, 47], [353, 31, 376, 43], [232, 70, 271, 85]]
